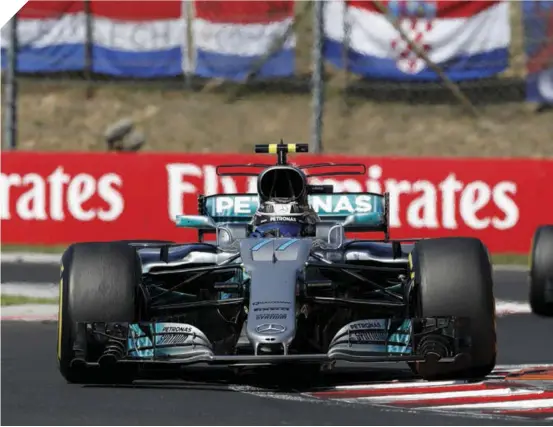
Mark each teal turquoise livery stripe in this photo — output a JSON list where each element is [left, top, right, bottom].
[[277, 239, 299, 251], [251, 239, 298, 252], [251, 239, 272, 251]]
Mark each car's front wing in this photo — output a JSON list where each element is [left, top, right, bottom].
[[72, 316, 471, 369]]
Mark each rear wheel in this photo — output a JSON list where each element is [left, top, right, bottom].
[[57, 242, 142, 384], [529, 225, 553, 317], [408, 237, 496, 381]]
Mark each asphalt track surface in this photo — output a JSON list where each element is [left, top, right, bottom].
[[2, 264, 553, 425]]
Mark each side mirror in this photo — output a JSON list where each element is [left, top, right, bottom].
[[176, 215, 217, 229]]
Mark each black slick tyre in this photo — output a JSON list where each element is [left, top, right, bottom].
[[57, 242, 141, 384], [409, 237, 496, 381], [529, 225, 553, 317]]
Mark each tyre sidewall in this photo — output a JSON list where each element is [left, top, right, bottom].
[[57, 246, 75, 380]]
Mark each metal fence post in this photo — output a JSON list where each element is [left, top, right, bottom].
[[3, 15, 18, 150], [310, 0, 324, 154], [83, 0, 94, 98]]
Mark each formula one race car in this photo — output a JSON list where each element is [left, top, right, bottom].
[[57, 143, 497, 385], [529, 225, 553, 317]]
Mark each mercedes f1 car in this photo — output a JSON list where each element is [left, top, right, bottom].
[[529, 225, 553, 317], [57, 143, 497, 384]]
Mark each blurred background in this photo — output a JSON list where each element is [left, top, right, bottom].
[[1, 0, 552, 157]]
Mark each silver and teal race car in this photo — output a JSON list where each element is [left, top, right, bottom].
[[57, 143, 496, 384]]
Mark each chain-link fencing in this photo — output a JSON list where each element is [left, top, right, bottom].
[[1, 1, 551, 157]]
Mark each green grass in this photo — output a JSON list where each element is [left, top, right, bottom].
[[491, 254, 529, 267], [1, 244, 65, 253], [1, 244, 529, 266], [1, 295, 58, 306]]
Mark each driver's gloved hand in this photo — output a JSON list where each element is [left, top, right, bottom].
[[303, 224, 316, 237], [250, 227, 281, 238]]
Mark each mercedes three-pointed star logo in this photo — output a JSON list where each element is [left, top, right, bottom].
[[255, 323, 286, 334]]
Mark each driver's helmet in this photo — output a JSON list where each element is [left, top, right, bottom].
[[249, 165, 317, 238]]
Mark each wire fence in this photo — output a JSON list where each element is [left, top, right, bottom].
[[1, 1, 551, 157]]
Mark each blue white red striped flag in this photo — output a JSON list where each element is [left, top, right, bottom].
[[192, 0, 296, 81], [0, 0, 188, 78]]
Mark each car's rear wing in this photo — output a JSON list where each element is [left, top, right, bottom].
[[181, 192, 390, 235]]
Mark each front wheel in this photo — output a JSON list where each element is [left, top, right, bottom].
[[58, 242, 141, 384], [408, 237, 496, 381]]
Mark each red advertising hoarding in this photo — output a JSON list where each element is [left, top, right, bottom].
[[2, 152, 552, 253]]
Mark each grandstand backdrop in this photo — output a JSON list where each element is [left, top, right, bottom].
[[0, 0, 551, 104]]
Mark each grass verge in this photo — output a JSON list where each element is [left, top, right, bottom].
[[1, 295, 58, 306], [1, 244, 65, 254], [2, 244, 528, 266], [491, 254, 528, 267]]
